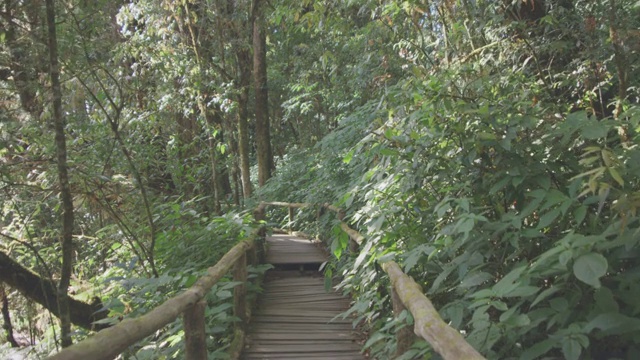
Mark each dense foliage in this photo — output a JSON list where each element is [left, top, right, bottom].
[[259, 1, 640, 359], [1, 0, 639, 359]]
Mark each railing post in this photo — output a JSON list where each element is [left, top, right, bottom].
[[253, 203, 266, 237], [184, 300, 207, 360], [391, 286, 413, 357], [229, 252, 248, 359], [233, 252, 248, 325], [288, 206, 294, 233]]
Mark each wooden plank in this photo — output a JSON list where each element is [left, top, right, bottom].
[[243, 353, 362, 360], [265, 235, 327, 265], [241, 232, 363, 359], [247, 339, 356, 344], [247, 332, 355, 340], [248, 324, 355, 332], [244, 344, 361, 353]]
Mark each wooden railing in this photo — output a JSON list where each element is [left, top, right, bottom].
[[49, 231, 261, 360], [49, 200, 484, 360], [257, 201, 485, 360]]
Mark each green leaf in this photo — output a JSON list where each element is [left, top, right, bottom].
[[550, 297, 569, 312], [536, 209, 560, 229], [445, 303, 464, 328], [216, 290, 232, 299], [503, 285, 539, 298], [354, 241, 373, 270], [324, 268, 333, 292], [343, 149, 355, 164], [490, 300, 508, 311], [580, 119, 609, 139], [541, 189, 568, 211], [584, 312, 640, 334], [573, 252, 608, 288], [573, 205, 587, 225], [493, 266, 526, 297], [331, 235, 344, 260], [456, 217, 475, 233], [559, 250, 573, 267], [208, 303, 232, 315], [477, 132, 497, 140], [594, 287, 619, 312], [377, 252, 396, 263], [530, 286, 561, 308], [460, 272, 493, 288], [489, 176, 511, 195], [608, 167, 624, 187], [504, 314, 531, 327], [363, 331, 386, 350], [562, 339, 582, 360], [520, 338, 556, 360]]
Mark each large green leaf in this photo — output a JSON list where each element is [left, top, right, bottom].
[[572, 252, 608, 288], [562, 339, 582, 360], [584, 312, 640, 334]]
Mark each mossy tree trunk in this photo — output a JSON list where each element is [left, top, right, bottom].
[[45, 0, 75, 347], [237, 47, 253, 199], [0, 251, 108, 330], [252, 0, 273, 187]]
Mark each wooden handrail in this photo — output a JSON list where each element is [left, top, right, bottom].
[[48, 236, 256, 360], [382, 261, 484, 359], [259, 201, 485, 360]]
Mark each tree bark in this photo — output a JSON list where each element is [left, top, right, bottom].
[[3, 0, 44, 117], [0, 251, 108, 330], [45, 0, 75, 347], [252, 0, 273, 187], [1, 286, 19, 347], [237, 48, 253, 199], [608, 0, 628, 120]]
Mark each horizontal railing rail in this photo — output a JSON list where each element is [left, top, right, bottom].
[[49, 200, 484, 360], [256, 201, 485, 360], [49, 232, 260, 360]]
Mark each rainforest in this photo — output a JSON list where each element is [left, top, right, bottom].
[[1, 0, 639, 359]]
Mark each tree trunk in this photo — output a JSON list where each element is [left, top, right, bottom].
[[252, 0, 273, 187], [1, 286, 19, 347], [229, 134, 241, 206], [0, 251, 108, 330], [608, 0, 628, 120], [237, 48, 253, 199], [45, 0, 75, 347], [4, 0, 44, 118]]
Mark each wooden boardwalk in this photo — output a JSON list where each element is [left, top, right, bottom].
[[241, 234, 364, 359]]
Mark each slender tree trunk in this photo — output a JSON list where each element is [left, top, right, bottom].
[[608, 0, 628, 120], [237, 48, 253, 199], [252, 0, 273, 187], [45, 0, 74, 347], [4, 0, 44, 117], [1, 286, 19, 348], [230, 136, 241, 206]]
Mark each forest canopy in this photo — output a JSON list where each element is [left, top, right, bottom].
[[1, 0, 639, 359]]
